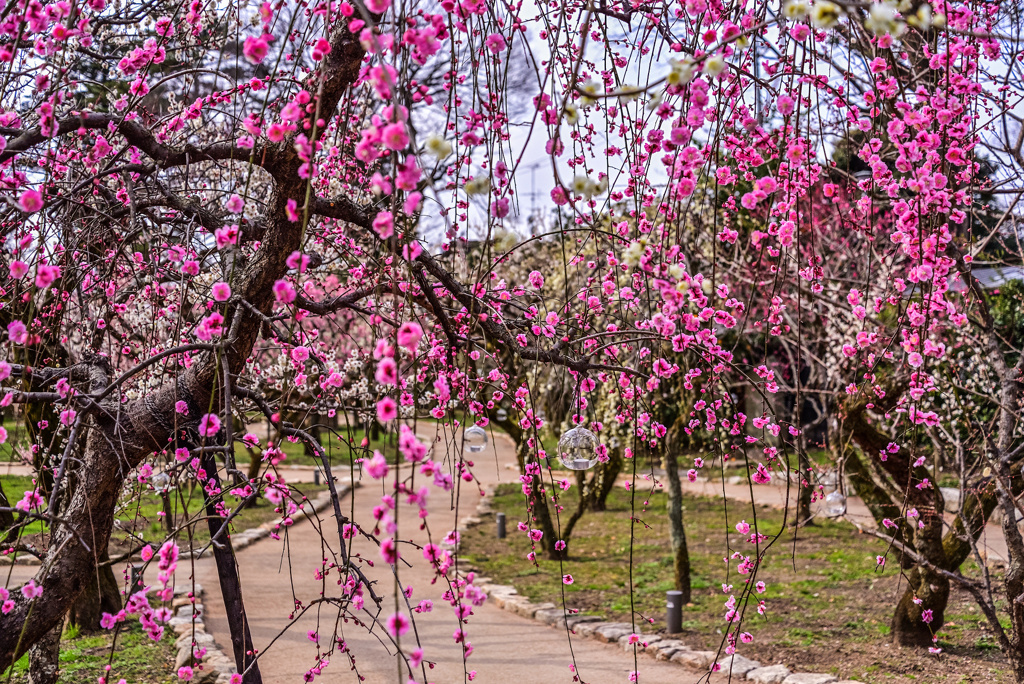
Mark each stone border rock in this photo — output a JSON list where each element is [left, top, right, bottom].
[[455, 488, 861, 684], [169, 582, 237, 684]]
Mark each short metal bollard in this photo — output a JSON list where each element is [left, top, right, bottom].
[[314, 470, 321, 486], [666, 590, 683, 633], [496, 511, 507, 539]]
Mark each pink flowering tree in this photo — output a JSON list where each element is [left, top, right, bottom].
[[2, 0, 1024, 681]]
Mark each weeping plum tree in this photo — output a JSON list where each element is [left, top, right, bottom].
[[1, 0, 1024, 681]]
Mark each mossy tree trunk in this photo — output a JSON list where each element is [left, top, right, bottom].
[[662, 448, 691, 602], [837, 383, 999, 649]]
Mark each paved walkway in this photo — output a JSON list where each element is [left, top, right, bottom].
[[1, 431, 1010, 682], [193, 430, 742, 683]]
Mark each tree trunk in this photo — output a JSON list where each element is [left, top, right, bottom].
[[513, 439, 562, 560], [534, 468, 562, 560], [793, 448, 814, 527], [0, 19, 371, 670], [589, 449, 623, 512], [246, 448, 262, 482], [1008, 651, 1024, 684], [890, 565, 949, 647], [0, 476, 14, 533], [662, 449, 691, 601], [836, 397, 989, 649], [27, 621, 61, 684], [68, 550, 122, 632]]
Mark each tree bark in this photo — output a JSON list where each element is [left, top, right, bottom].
[[523, 440, 562, 560], [836, 383, 971, 647], [890, 564, 949, 646], [793, 447, 814, 527], [0, 18, 369, 671], [662, 449, 691, 602], [27, 621, 61, 684], [0, 477, 14, 533], [589, 449, 623, 512], [68, 549, 122, 632]]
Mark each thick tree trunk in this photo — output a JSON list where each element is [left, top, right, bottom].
[[890, 565, 949, 647], [1009, 652, 1024, 684], [891, 501, 949, 646], [27, 621, 61, 684], [246, 448, 262, 482], [0, 23, 368, 670], [837, 387, 985, 649], [512, 438, 562, 560], [662, 449, 691, 601], [68, 550, 122, 632], [0, 426, 130, 671], [533, 468, 562, 560], [0, 476, 14, 533]]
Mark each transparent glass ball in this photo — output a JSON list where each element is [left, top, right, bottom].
[[558, 426, 599, 470], [464, 425, 487, 453], [824, 490, 847, 517], [496, 408, 508, 422], [151, 471, 171, 493]]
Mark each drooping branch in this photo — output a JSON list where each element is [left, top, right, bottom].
[[0, 14, 371, 671], [1, 114, 264, 169]]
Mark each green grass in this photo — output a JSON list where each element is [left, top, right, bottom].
[[4, 619, 175, 683], [464, 483, 885, 630], [461, 482, 1011, 682], [0, 434, 29, 462]]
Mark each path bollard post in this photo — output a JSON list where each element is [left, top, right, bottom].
[[666, 590, 683, 633], [496, 511, 507, 539]]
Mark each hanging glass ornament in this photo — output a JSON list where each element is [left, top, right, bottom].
[[558, 426, 599, 470], [464, 425, 487, 453], [151, 471, 172, 494], [824, 490, 847, 517]]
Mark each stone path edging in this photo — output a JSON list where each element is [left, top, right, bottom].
[[168, 582, 235, 684], [456, 488, 862, 684]]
